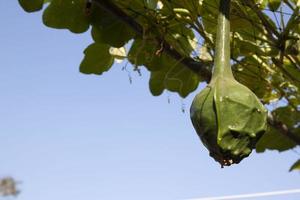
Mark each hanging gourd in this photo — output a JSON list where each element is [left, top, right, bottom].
[[190, 0, 267, 167]]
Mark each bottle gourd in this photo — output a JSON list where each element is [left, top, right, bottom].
[[190, 0, 267, 167]]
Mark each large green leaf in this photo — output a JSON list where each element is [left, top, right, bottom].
[[283, 58, 300, 83], [256, 106, 300, 152], [232, 57, 272, 100], [232, 36, 279, 57], [201, 0, 218, 34], [256, 127, 297, 152], [164, 23, 196, 57], [18, 0, 44, 12], [289, 159, 300, 171], [149, 54, 200, 98], [128, 39, 160, 71], [230, 1, 261, 33], [273, 106, 300, 127], [80, 43, 114, 75], [42, 0, 90, 33], [90, 6, 135, 47]]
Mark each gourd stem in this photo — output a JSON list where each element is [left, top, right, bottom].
[[211, 0, 233, 81]]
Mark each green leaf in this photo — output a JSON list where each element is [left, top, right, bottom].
[[80, 43, 114, 75], [90, 7, 135, 47], [232, 57, 272, 100], [149, 54, 200, 97], [128, 39, 160, 71], [289, 160, 300, 172], [256, 106, 300, 152], [283, 58, 300, 83], [164, 23, 196, 57], [42, 0, 90, 33], [256, 126, 297, 152], [253, 0, 268, 9], [18, 0, 44, 12], [273, 106, 300, 127], [268, 0, 281, 11], [147, 0, 158, 9], [201, 0, 218, 34], [230, 2, 258, 32], [91, 26, 104, 43]]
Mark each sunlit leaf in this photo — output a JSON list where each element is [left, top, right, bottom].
[[109, 47, 126, 63]]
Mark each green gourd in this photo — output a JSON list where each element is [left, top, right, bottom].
[[190, 0, 267, 167]]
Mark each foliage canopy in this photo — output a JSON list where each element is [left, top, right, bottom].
[[18, 0, 300, 170]]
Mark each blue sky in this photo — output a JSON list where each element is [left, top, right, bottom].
[[0, 1, 299, 200]]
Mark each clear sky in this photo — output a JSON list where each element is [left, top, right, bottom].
[[0, 1, 299, 200]]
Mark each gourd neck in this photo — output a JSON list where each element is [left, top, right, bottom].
[[211, 0, 233, 82]]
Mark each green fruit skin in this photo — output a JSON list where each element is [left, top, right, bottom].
[[190, 76, 268, 166]]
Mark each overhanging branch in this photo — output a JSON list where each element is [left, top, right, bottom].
[[93, 0, 212, 81]]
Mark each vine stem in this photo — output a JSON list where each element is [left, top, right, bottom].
[[211, 0, 233, 82]]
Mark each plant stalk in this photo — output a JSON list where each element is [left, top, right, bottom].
[[211, 0, 233, 81]]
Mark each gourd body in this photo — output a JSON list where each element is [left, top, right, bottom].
[[190, 76, 267, 166], [190, 0, 267, 166]]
